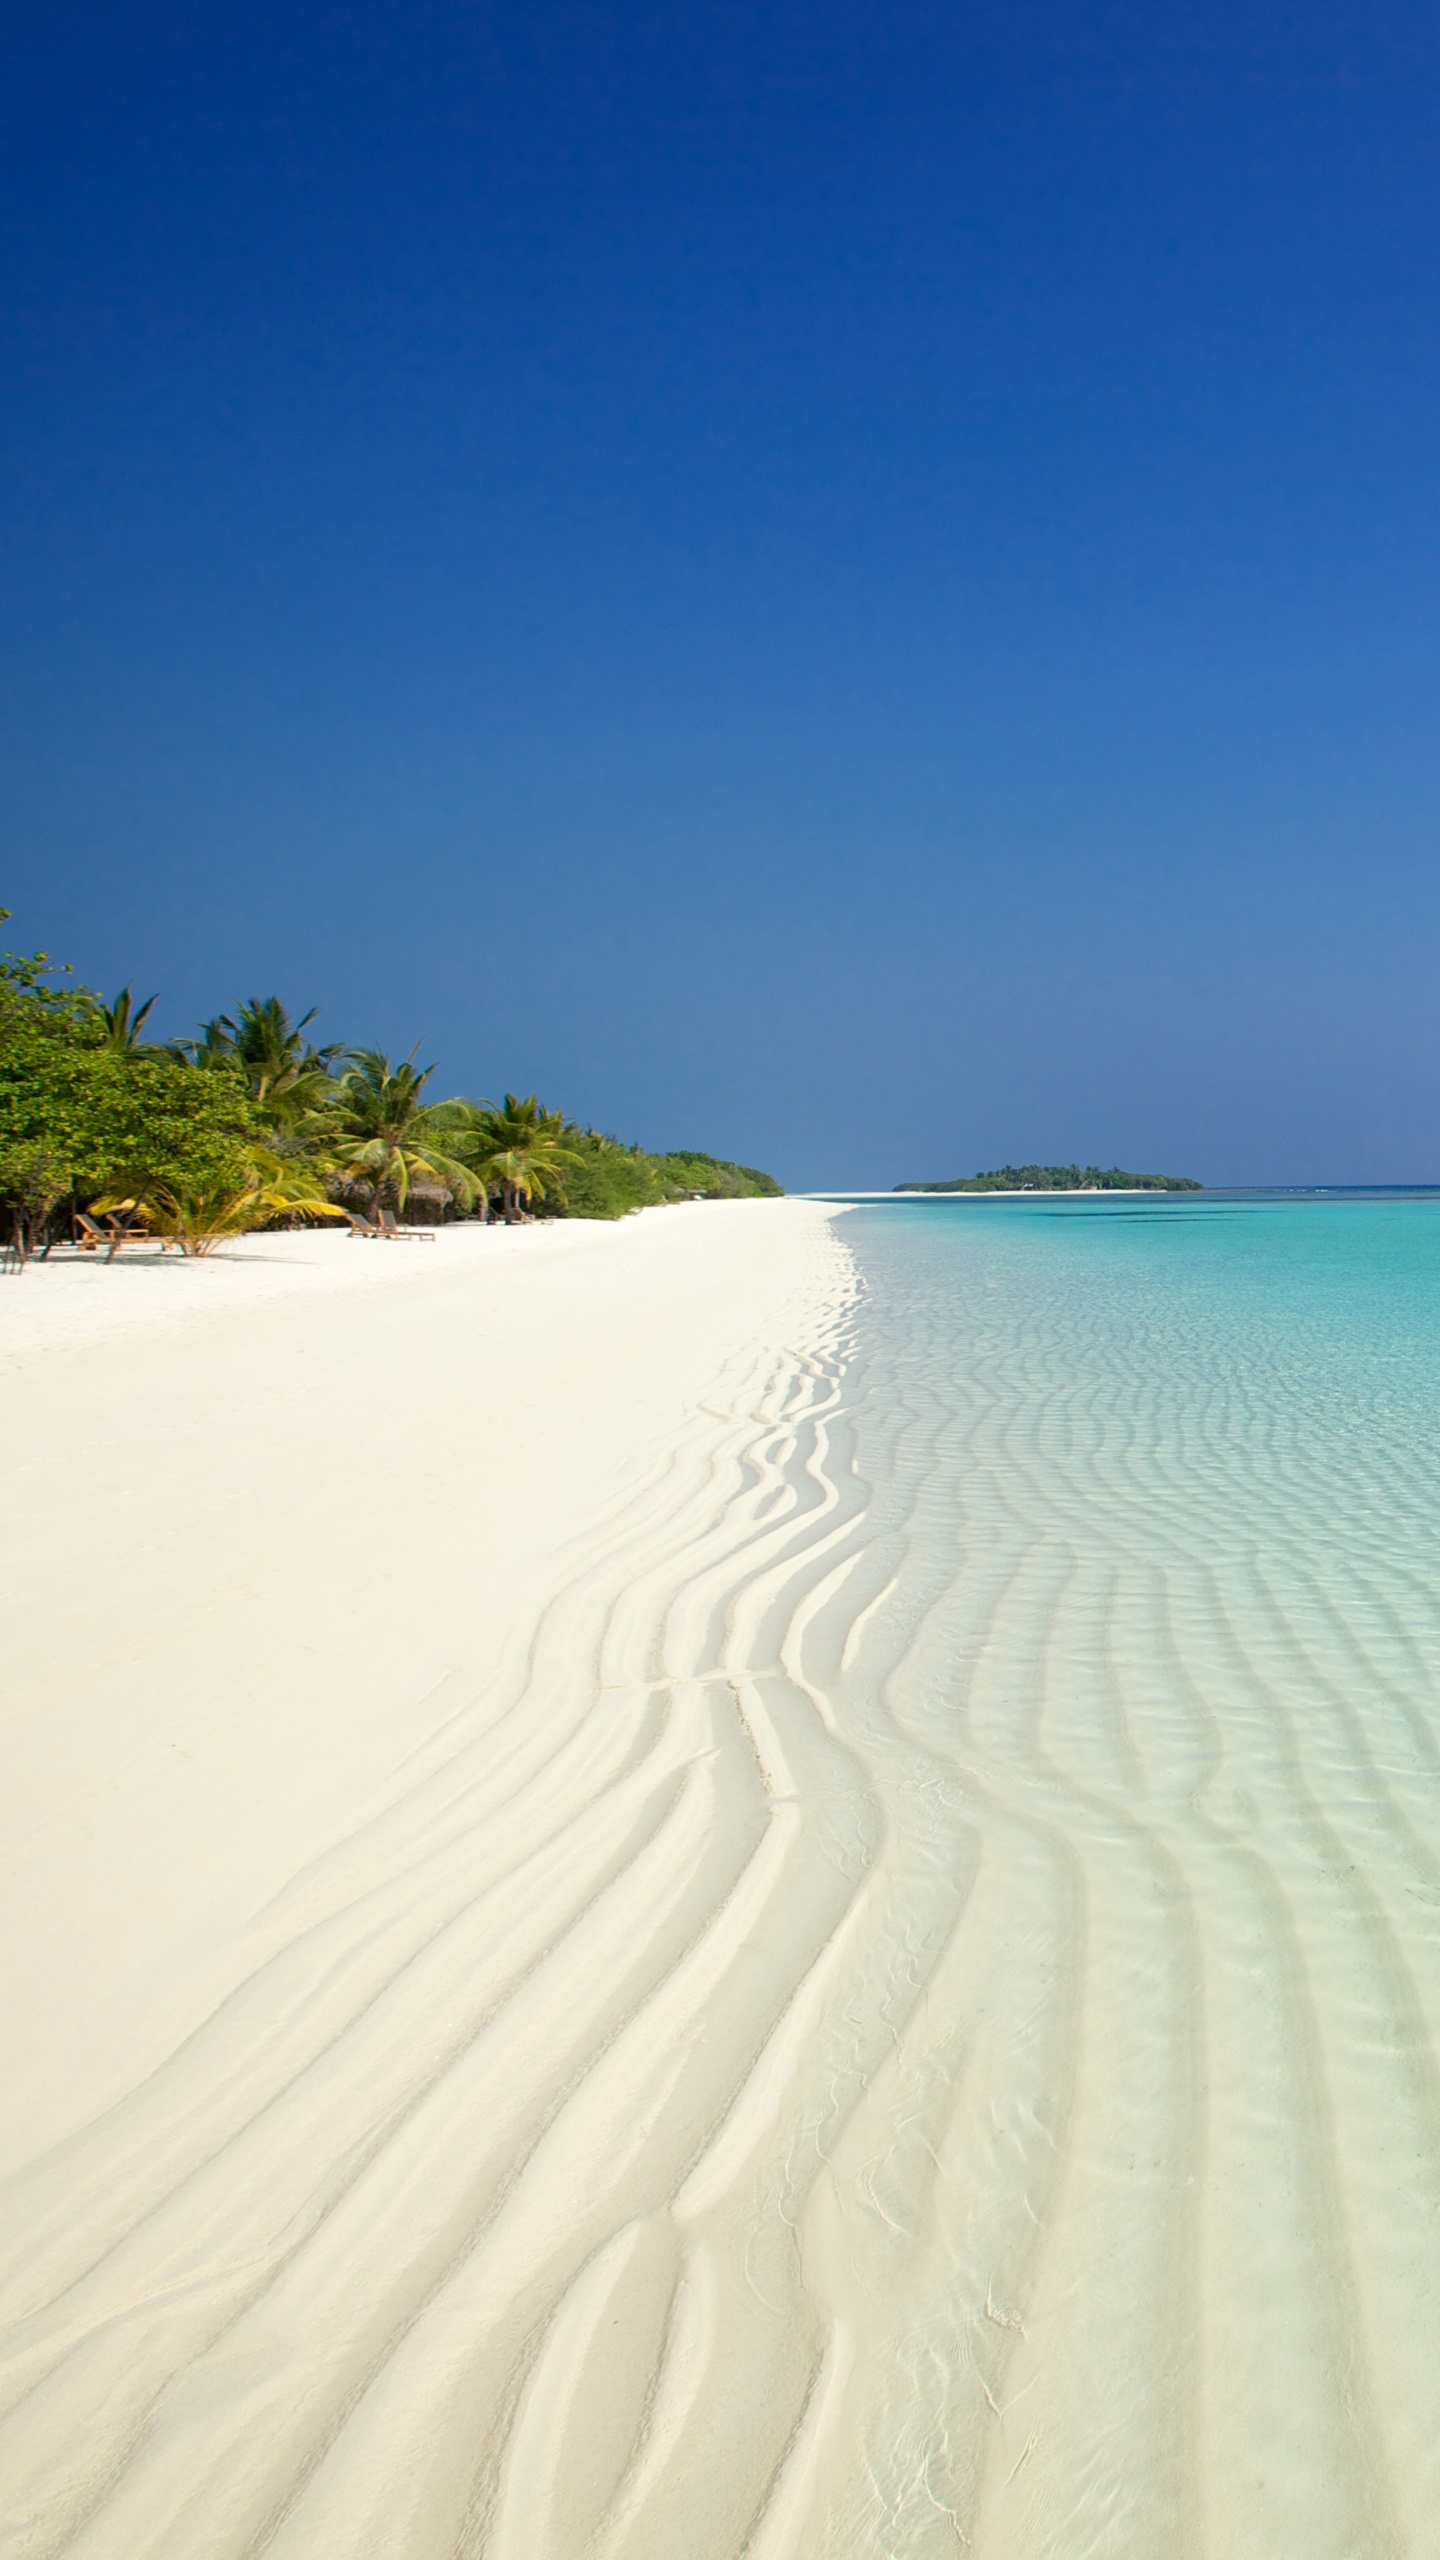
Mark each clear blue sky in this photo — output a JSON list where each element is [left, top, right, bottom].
[[4, 1, 1439, 1187]]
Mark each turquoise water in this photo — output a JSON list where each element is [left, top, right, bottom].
[[820, 1194, 1440, 2558]]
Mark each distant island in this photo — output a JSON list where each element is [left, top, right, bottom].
[[896, 1164, 1203, 1194]]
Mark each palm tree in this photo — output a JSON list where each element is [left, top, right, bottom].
[[469, 1092, 578, 1219], [94, 986, 160, 1050], [99, 1150, 348, 1257], [330, 1048, 483, 1218], [180, 997, 341, 1127]]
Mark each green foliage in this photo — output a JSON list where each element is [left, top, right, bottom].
[[555, 1131, 669, 1218], [0, 924, 89, 1029], [110, 1150, 348, 1256], [650, 1150, 783, 1200], [1, 1140, 73, 1252], [329, 1048, 483, 1212], [466, 1093, 580, 1215], [180, 996, 342, 1127], [550, 1133, 784, 1220], [90, 986, 161, 1052], [0, 1026, 257, 1251], [0, 920, 259, 1252], [897, 1164, 1202, 1193], [0, 910, 785, 1249]]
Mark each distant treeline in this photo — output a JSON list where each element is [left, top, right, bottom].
[[896, 1164, 1203, 1194], [563, 1140, 781, 1219], [0, 914, 781, 1256]]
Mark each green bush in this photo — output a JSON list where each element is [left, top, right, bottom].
[[551, 1132, 784, 1219], [650, 1150, 782, 1199], [0, 955, 256, 1251]]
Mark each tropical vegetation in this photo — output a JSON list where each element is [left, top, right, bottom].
[[0, 914, 782, 1258]]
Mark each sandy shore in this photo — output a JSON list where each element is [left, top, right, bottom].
[[0, 1201, 860, 2557]]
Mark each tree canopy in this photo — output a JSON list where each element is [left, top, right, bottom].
[[0, 918, 783, 1253], [1, 926, 258, 1254], [328, 1049, 484, 1213]]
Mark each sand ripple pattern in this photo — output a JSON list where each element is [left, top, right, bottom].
[[8, 1197, 1440, 2556]]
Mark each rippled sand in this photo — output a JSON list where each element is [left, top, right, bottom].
[[5, 1194, 1440, 2556]]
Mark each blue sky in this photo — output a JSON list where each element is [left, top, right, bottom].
[[4, 1, 1440, 1187]]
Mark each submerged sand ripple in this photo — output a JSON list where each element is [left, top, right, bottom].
[[6, 1200, 1440, 2554]]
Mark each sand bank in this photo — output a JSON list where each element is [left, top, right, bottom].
[[0, 1201, 870, 2557]]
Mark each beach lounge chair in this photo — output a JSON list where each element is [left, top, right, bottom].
[[379, 1209, 436, 1242], [76, 1211, 138, 1263], [344, 1210, 382, 1240]]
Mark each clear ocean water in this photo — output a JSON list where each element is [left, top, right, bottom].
[[818, 1192, 1440, 2557]]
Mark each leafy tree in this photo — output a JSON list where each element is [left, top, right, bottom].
[[651, 1150, 782, 1199], [0, 913, 259, 1256], [550, 1132, 784, 1219], [330, 1048, 482, 1215], [556, 1130, 667, 1218], [0, 1026, 257, 1256], [0, 918, 89, 1032], [1, 1142, 74, 1258]]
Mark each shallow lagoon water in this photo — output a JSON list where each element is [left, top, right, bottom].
[[823, 1194, 1440, 2557]]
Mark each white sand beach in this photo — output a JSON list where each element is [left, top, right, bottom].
[[0, 1201, 863, 2558]]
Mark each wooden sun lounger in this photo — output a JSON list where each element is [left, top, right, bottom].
[[75, 1212, 139, 1262], [379, 1210, 436, 1242]]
